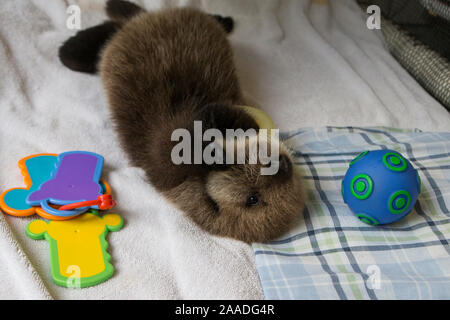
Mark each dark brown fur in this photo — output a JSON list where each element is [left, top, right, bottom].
[[59, 21, 120, 73], [59, 1, 305, 243], [164, 138, 305, 243], [106, 0, 144, 23]]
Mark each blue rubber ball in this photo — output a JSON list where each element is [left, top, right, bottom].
[[342, 150, 421, 225]]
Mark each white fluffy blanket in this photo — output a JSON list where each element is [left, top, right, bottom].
[[0, 0, 448, 299]]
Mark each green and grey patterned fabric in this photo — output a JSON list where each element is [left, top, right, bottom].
[[253, 126, 450, 299]]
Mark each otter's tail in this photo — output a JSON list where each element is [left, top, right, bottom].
[[58, 0, 143, 74]]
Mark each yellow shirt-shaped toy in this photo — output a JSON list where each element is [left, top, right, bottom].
[[26, 210, 123, 288]]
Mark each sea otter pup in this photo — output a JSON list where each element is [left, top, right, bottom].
[[58, 0, 305, 243]]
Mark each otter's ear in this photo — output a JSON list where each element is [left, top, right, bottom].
[[58, 21, 120, 73], [211, 15, 234, 33]]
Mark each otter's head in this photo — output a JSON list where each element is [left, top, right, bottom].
[[184, 134, 305, 243]]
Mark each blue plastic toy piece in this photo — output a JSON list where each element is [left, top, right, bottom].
[[342, 150, 421, 225], [0, 154, 57, 215]]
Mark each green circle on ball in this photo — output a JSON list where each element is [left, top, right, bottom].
[[350, 151, 369, 166], [395, 197, 406, 208], [350, 174, 373, 200], [356, 181, 366, 192], [382, 152, 407, 172], [389, 190, 411, 214], [356, 214, 379, 226]]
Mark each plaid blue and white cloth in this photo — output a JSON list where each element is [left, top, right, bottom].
[[252, 127, 450, 299]]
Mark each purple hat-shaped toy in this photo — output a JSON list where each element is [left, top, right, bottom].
[[26, 151, 104, 217]]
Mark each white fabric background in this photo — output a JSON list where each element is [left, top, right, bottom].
[[0, 0, 448, 299]]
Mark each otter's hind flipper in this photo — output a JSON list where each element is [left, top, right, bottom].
[[106, 0, 144, 23], [58, 21, 120, 74]]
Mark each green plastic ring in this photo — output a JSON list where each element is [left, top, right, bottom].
[[388, 190, 411, 214], [356, 214, 379, 226], [382, 152, 407, 172], [350, 174, 373, 200], [350, 151, 369, 166]]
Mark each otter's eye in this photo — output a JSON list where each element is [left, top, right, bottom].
[[246, 194, 259, 206]]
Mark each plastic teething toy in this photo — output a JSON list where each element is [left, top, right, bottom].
[[27, 151, 103, 205], [0, 153, 57, 217], [1, 152, 121, 288], [26, 210, 123, 288], [26, 151, 115, 217], [235, 105, 275, 130], [342, 149, 421, 225], [236, 105, 275, 130], [59, 194, 116, 211], [0, 153, 112, 220]]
